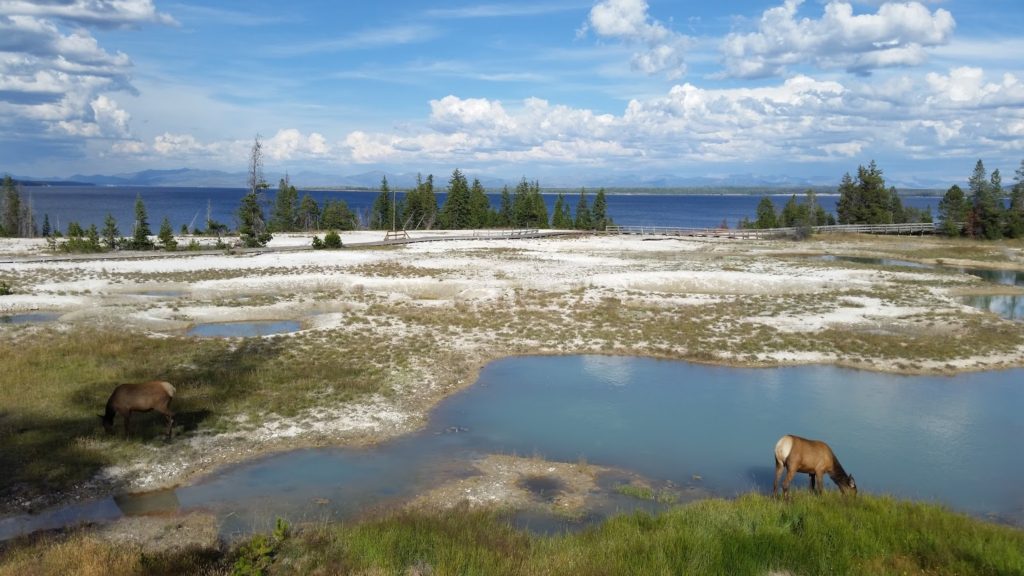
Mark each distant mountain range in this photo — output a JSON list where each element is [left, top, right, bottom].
[[11, 167, 946, 192]]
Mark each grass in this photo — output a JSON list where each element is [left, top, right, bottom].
[[3, 493, 1021, 576], [0, 328, 392, 506]]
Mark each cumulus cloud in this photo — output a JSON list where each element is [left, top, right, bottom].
[[582, 0, 689, 79], [336, 66, 1024, 170], [721, 0, 955, 78], [0, 1, 172, 147]]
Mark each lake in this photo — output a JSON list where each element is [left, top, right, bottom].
[[20, 186, 940, 233], [2, 355, 1021, 540]]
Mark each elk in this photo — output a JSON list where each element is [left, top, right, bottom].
[[773, 434, 856, 496], [100, 381, 176, 438]]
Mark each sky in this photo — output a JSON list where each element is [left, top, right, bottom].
[[1, 0, 1023, 187]]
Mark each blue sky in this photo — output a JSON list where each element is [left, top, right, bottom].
[[1, 0, 1022, 187]]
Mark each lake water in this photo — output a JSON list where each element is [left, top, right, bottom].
[[20, 186, 940, 233], [3, 356, 1021, 540]]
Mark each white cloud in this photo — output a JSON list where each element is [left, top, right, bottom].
[[583, 0, 689, 79], [0, 2, 171, 145], [263, 129, 332, 161], [721, 0, 955, 78], [0, 0, 175, 27]]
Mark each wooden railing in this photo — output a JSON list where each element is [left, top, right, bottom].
[[605, 222, 939, 238]]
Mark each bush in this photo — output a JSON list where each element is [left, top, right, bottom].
[[324, 230, 342, 249], [311, 235, 324, 249], [0, 280, 12, 295]]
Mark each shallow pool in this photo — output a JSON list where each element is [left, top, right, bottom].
[[187, 320, 301, 337], [3, 356, 1022, 540]]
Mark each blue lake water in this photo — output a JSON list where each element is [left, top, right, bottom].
[[2, 356, 1021, 540], [20, 186, 940, 232]]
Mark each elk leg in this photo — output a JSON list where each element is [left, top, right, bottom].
[[783, 466, 798, 497], [809, 473, 817, 493], [773, 460, 784, 497], [155, 406, 175, 438], [814, 468, 826, 494], [123, 411, 132, 438]]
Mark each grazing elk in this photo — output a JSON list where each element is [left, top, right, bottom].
[[773, 434, 856, 496], [100, 381, 176, 438]]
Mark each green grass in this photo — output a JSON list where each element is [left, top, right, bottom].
[[4, 493, 1020, 576], [0, 328, 391, 506]]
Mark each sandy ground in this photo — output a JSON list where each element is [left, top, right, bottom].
[[2, 230, 1024, 530]]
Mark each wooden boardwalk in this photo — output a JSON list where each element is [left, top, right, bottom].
[[605, 222, 938, 239]]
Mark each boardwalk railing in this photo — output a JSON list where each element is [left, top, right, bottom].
[[606, 222, 938, 238], [471, 228, 540, 238]]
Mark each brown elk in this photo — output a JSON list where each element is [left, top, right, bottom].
[[773, 434, 856, 496], [100, 381, 176, 438]]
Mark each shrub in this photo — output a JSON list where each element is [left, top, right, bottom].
[[324, 230, 342, 249]]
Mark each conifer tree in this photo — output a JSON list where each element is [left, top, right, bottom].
[[755, 196, 778, 229], [967, 160, 1002, 239], [239, 135, 272, 247], [298, 194, 320, 231], [238, 191, 272, 247], [441, 169, 471, 229], [371, 176, 394, 230], [498, 186, 512, 227], [1008, 159, 1024, 238], [574, 188, 593, 230], [592, 188, 609, 230], [2, 174, 21, 237], [102, 213, 120, 250], [158, 216, 177, 251], [131, 193, 154, 249], [551, 194, 569, 229], [938, 184, 968, 237], [468, 178, 491, 228], [41, 213, 51, 237], [321, 199, 357, 230], [527, 179, 548, 228], [270, 176, 299, 232]]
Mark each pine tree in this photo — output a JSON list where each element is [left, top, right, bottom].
[[592, 188, 609, 230], [755, 196, 778, 229], [2, 174, 21, 237], [371, 176, 394, 230], [527, 180, 548, 228], [238, 191, 272, 247], [441, 169, 471, 229], [512, 178, 531, 227], [41, 213, 51, 237], [551, 194, 568, 229], [102, 213, 120, 250], [1008, 159, 1024, 238], [835, 172, 858, 224], [270, 176, 299, 232], [967, 160, 1001, 239], [322, 200, 357, 230], [938, 184, 968, 237], [298, 194, 320, 231], [131, 193, 154, 249], [158, 216, 177, 251], [888, 187, 905, 224], [239, 136, 272, 247], [468, 178, 491, 228], [498, 186, 512, 227], [574, 188, 593, 230]]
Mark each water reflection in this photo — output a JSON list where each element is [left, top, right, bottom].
[[962, 294, 1024, 321], [3, 357, 1022, 541]]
